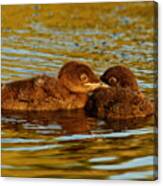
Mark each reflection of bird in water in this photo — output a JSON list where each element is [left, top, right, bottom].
[[101, 116, 155, 132], [86, 65, 155, 120], [2, 109, 98, 135], [2, 61, 106, 111], [2, 109, 155, 136]]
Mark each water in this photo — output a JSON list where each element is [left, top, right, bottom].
[[1, 2, 157, 180]]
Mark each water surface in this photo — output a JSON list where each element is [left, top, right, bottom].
[[1, 2, 157, 180]]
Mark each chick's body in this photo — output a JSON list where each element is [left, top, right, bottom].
[[2, 61, 102, 111]]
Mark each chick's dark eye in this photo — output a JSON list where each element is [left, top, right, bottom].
[[108, 76, 117, 85], [80, 73, 88, 83]]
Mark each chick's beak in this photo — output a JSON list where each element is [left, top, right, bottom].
[[84, 82, 109, 91]]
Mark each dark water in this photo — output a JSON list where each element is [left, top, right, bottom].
[[1, 2, 157, 180]]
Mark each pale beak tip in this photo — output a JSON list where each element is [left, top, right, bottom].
[[84, 82, 109, 90], [100, 83, 109, 88]]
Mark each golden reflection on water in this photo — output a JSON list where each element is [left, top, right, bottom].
[[1, 2, 157, 180]]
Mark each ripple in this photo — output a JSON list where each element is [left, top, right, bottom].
[[2, 138, 44, 144], [91, 156, 157, 170], [2, 47, 54, 59], [56, 128, 153, 142], [2, 165, 31, 170], [110, 170, 156, 180], [2, 144, 62, 152], [2, 54, 46, 63], [23, 123, 62, 130], [89, 156, 117, 163]]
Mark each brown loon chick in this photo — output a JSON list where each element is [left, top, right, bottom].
[[85, 65, 154, 120], [2, 61, 106, 111]]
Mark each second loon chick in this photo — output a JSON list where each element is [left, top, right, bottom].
[[85, 65, 154, 120]]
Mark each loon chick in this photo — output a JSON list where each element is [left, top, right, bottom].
[[2, 61, 106, 111], [86, 65, 154, 120]]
